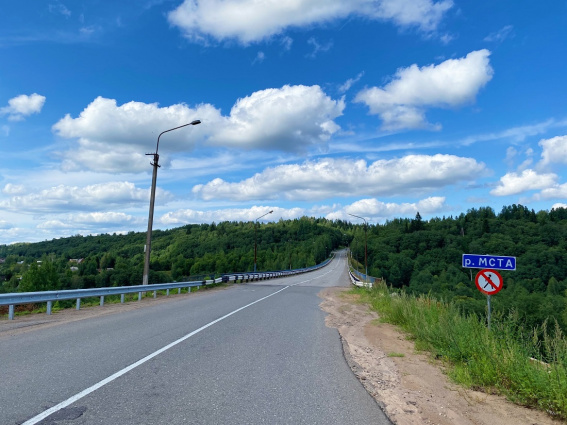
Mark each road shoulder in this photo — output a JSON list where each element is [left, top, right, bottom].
[[319, 287, 560, 425]]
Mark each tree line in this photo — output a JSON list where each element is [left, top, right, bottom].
[[0, 217, 347, 294], [348, 204, 567, 332], [2, 205, 567, 334]]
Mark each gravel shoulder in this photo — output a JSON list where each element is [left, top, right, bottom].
[[319, 286, 562, 425]]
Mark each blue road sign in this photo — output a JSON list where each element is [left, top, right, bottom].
[[462, 254, 516, 271]]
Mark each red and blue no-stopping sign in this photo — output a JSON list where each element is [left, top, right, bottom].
[[475, 269, 503, 295]]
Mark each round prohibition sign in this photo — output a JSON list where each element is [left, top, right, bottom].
[[475, 269, 503, 295]]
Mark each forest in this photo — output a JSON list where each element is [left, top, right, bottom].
[[0, 217, 347, 293], [348, 204, 567, 332], [1, 205, 567, 333]]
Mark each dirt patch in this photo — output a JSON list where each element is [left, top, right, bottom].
[[320, 287, 562, 425]]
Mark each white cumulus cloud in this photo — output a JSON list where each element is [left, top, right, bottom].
[[53, 86, 343, 173], [1, 93, 46, 121], [535, 183, 567, 201], [71, 212, 137, 224], [490, 169, 558, 196], [0, 181, 171, 213], [2, 183, 26, 195], [35, 212, 141, 234], [539, 135, 567, 168], [53, 97, 216, 172], [192, 154, 485, 201], [354, 50, 493, 130], [168, 0, 453, 45], [209, 85, 344, 150], [344, 196, 446, 217]]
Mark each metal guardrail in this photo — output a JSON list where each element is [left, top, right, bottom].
[[0, 256, 334, 320], [346, 249, 374, 288], [350, 268, 376, 285], [348, 269, 373, 288]]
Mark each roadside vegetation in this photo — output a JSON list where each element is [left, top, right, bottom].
[[356, 282, 567, 419], [349, 204, 567, 336]]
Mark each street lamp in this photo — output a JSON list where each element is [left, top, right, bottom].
[[254, 210, 273, 272], [348, 213, 368, 284], [143, 120, 201, 286]]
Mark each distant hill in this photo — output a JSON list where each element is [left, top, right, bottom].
[[2, 206, 567, 333]]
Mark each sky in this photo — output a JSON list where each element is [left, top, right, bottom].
[[1, 0, 567, 245]]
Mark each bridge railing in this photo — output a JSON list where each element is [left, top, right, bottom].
[[346, 249, 379, 288], [0, 255, 334, 320]]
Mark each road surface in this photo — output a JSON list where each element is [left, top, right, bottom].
[[0, 251, 390, 424]]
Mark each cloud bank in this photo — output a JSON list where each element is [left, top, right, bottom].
[[192, 155, 485, 201], [53, 85, 344, 173], [168, 0, 453, 44]]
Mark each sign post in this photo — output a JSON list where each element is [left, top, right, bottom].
[[475, 269, 503, 329], [462, 253, 516, 329]]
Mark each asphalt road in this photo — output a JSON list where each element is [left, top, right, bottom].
[[0, 251, 391, 425]]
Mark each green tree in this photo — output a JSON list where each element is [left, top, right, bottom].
[[19, 260, 60, 292]]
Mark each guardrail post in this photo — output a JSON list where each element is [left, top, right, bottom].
[[178, 288, 181, 294], [120, 294, 125, 303], [153, 291, 157, 298], [76, 298, 81, 310], [9, 304, 14, 320], [100, 296, 104, 306], [166, 289, 170, 296], [138, 291, 142, 301], [47, 301, 52, 315]]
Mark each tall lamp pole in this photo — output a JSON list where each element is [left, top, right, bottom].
[[348, 213, 368, 284], [143, 120, 201, 286], [254, 210, 273, 272]]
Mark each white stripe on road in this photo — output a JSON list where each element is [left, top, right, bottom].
[[23, 285, 291, 425]]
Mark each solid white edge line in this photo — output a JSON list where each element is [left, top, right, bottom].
[[22, 285, 291, 425]]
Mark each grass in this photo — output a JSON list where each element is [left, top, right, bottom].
[[356, 282, 567, 420], [387, 352, 405, 357]]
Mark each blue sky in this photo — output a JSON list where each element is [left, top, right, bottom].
[[1, 0, 567, 244]]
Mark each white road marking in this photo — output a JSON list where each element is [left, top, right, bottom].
[[23, 255, 344, 425], [22, 285, 291, 425]]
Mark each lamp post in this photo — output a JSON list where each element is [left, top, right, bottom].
[[254, 210, 273, 272], [288, 239, 292, 270], [142, 120, 201, 286], [348, 213, 368, 284]]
